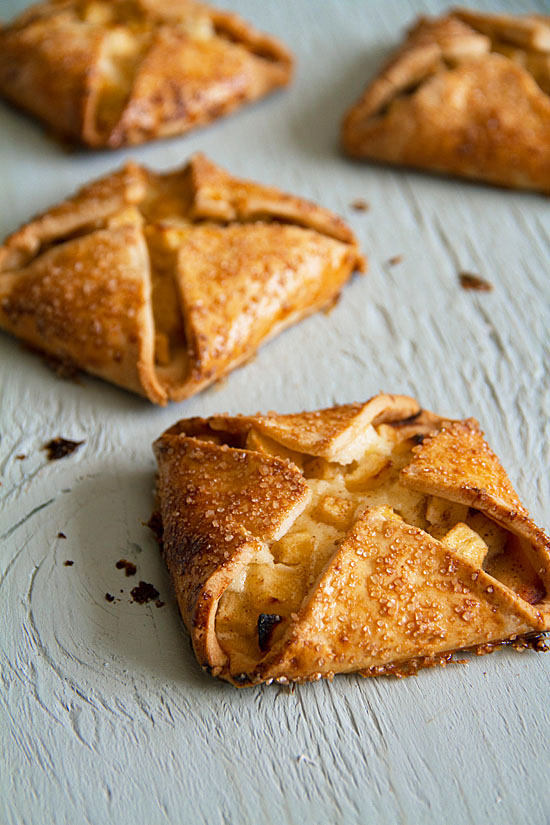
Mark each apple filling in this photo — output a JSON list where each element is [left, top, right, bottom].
[[216, 423, 544, 674]]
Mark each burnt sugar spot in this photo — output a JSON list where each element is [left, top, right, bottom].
[[257, 613, 283, 651]]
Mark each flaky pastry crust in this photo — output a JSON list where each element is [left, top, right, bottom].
[[0, 0, 293, 147], [0, 153, 364, 404], [151, 394, 550, 686], [342, 9, 550, 192]]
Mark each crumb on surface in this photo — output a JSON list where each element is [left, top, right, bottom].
[[63, 560, 73, 566], [43, 438, 84, 460], [350, 198, 369, 212], [116, 559, 137, 576], [105, 592, 115, 602], [131, 581, 160, 604], [459, 272, 493, 291], [58, 532, 67, 539], [388, 255, 403, 266]]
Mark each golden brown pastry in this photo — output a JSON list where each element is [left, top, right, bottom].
[[0, 0, 293, 147], [342, 9, 550, 192], [0, 154, 364, 404], [151, 394, 550, 686]]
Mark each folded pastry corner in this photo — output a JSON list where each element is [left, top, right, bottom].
[[0, 0, 293, 148], [0, 154, 364, 404], [342, 9, 550, 192], [151, 394, 550, 686]]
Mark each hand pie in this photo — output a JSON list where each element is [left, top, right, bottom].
[[342, 9, 550, 192], [0, 0, 292, 148], [0, 153, 364, 404], [151, 394, 550, 686]]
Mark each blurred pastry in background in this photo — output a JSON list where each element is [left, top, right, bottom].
[[342, 9, 550, 193], [0, 0, 293, 148]]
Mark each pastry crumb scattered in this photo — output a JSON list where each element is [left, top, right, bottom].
[[388, 255, 403, 266], [350, 198, 370, 212], [459, 272, 493, 291], [116, 559, 137, 577], [58, 532, 67, 539], [43, 437, 84, 460], [63, 559, 73, 566], [105, 592, 115, 602], [130, 581, 160, 604]]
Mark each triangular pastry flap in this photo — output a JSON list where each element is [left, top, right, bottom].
[[342, 9, 550, 192], [0, 163, 148, 272], [160, 393, 420, 459], [0, 221, 163, 400], [154, 434, 310, 545], [401, 419, 550, 597], [0, 0, 293, 148], [234, 394, 420, 463], [453, 9, 550, 53], [346, 15, 490, 127], [258, 506, 537, 683], [154, 433, 309, 667], [0, 154, 363, 403], [188, 153, 362, 249], [108, 26, 290, 148], [171, 222, 361, 393], [401, 419, 525, 513], [151, 394, 550, 684]]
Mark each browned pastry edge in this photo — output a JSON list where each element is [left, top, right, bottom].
[[151, 393, 550, 686]]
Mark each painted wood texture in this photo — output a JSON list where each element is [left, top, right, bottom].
[[1, 1, 549, 823]]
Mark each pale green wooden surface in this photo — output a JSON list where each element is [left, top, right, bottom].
[[1, 2, 549, 823]]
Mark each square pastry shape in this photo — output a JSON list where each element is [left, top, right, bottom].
[[151, 394, 550, 686], [342, 9, 550, 192], [0, 153, 364, 404], [0, 0, 293, 148]]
